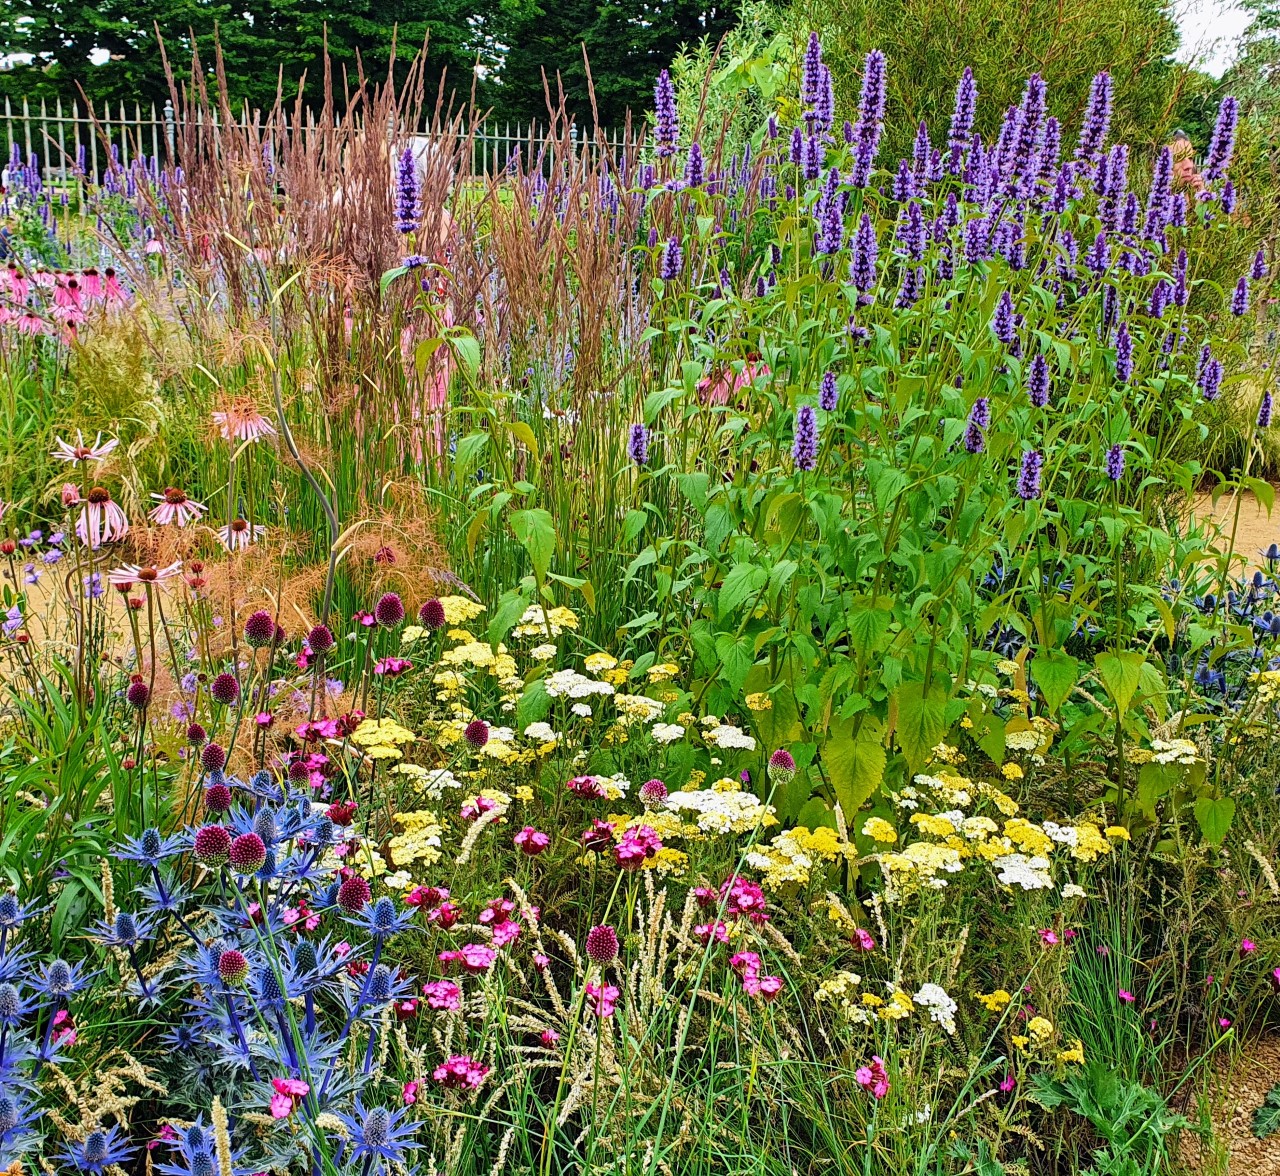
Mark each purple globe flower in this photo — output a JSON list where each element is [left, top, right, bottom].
[[210, 672, 240, 706], [586, 924, 619, 964], [767, 748, 797, 785], [243, 608, 275, 648], [374, 592, 406, 627]]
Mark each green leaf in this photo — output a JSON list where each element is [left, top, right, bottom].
[[453, 432, 489, 479], [719, 562, 767, 618], [444, 328, 481, 385], [624, 546, 657, 583], [1034, 649, 1079, 715], [622, 509, 648, 544], [823, 717, 887, 815], [510, 508, 556, 584], [504, 421, 539, 465], [768, 492, 805, 550], [895, 680, 948, 772], [488, 587, 530, 647], [1252, 1084, 1280, 1139], [1094, 651, 1146, 718], [379, 265, 409, 296], [547, 573, 595, 611], [1194, 795, 1234, 846], [847, 597, 892, 658], [515, 679, 551, 730], [714, 633, 754, 694]]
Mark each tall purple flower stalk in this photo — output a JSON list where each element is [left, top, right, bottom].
[[628, 423, 649, 466], [660, 237, 683, 281], [1016, 450, 1044, 500], [819, 371, 839, 412], [814, 171, 846, 255], [1115, 321, 1133, 382], [654, 70, 679, 158], [850, 213, 878, 294], [1173, 248, 1189, 306], [801, 32, 824, 108], [1199, 356, 1223, 401], [1143, 146, 1172, 242], [1232, 275, 1250, 316], [1203, 95, 1239, 183], [1259, 390, 1274, 429], [947, 67, 977, 174], [1085, 230, 1110, 275], [1074, 72, 1113, 168], [1252, 249, 1268, 281], [1105, 444, 1126, 481], [1005, 74, 1047, 197], [849, 50, 887, 188], [897, 200, 926, 262], [793, 405, 819, 470], [992, 290, 1016, 344], [1027, 354, 1051, 407], [963, 397, 990, 453], [394, 146, 419, 234], [684, 142, 704, 188]]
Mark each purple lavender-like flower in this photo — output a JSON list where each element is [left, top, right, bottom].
[[819, 371, 839, 412], [813, 66, 835, 136], [660, 237, 683, 281], [897, 200, 926, 262], [814, 167, 844, 254], [1167, 190, 1187, 228], [394, 146, 419, 234], [1149, 279, 1171, 319], [654, 70, 679, 158], [1203, 95, 1239, 183], [947, 67, 977, 173], [1115, 320, 1133, 382], [992, 290, 1016, 344], [963, 397, 990, 453], [849, 50, 887, 188], [1007, 74, 1047, 196], [684, 142, 704, 188], [1098, 144, 1128, 229], [1105, 444, 1126, 481], [1200, 356, 1223, 401], [629, 423, 649, 466], [1120, 191, 1141, 236], [793, 405, 819, 471], [1037, 117, 1062, 185], [895, 266, 923, 309], [912, 121, 932, 179], [1085, 230, 1110, 275], [1173, 248, 1189, 306], [1027, 353, 1051, 407], [964, 216, 990, 263], [803, 134, 824, 181], [1252, 249, 1268, 281], [1259, 390, 1274, 429], [893, 159, 918, 202], [1221, 179, 1237, 215], [1016, 450, 1044, 500], [1232, 274, 1250, 316], [801, 32, 824, 107], [850, 212, 878, 293], [1143, 146, 1172, 242], [1075, 72, 1113, 167]]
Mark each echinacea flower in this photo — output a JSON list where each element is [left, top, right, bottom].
[[107, 561, 183, 588], [212, 399, 277, 442], [51, 431, 119, 464], [76, 486, 129, 547], [218, 518, 267, 551], [148, 487, 206, 527]]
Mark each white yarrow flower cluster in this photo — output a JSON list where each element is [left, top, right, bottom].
[[912, 984, 958, 1034], [1151, 737, 1199, 765], [704, 724, 757, 751], [650, 722, 686, 744], [545, 669, 615, 699], [664, 788, 775, 834], [614, 693, 664, 725], [523, 721, 559, 744], [992, 853, 1054, 890]]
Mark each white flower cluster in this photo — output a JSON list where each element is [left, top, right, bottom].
[[992, 853, 1054, 890], [1151, 738, 1199, 765], [650, 722, 686, 744], [664, 787, 776, 834], [545, 670, 615, 699], [523, 721, 559, 744], [912, 984, 958, 1034], [704, 724, 757, 751], [392, 765, 463, 800], [614, 693, 664, 725]]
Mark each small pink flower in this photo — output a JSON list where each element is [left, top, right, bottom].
[[568, 774, 607, 799], [999, 1073, 1016, 1094], [422, 980, 462, 1011], [403, 1081, 419, 1105], [269, 1076, 309, 1118], [1241, 939, 1258, 956], [615, 824, 663, 870], [533, 953, 550, 971], [855, 1055, 890, 1099], [1219, 1017, 1233, 1029], [1118, 989, 1135, 1003], [541, 1028, 560, 1047], [514, 826, 551, 855], [851, 928, 876, 951], [491, 919, 522, 948], [458, 943, 498, 973], [334, 941, 352, 958], [743, 973, 784, 1001], [1271, 967, 1280, 991], [730, 951, 762, 978], [433, 1054, 489, 1089], [694, 921, 729, 945], [586, 981, 620, 1018], [1037, 929, 1059, 947]]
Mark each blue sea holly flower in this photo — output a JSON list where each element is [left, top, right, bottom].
[[350, 895, 415, 941], [58, 1125, 134, 1174], [338, 1100, 420, 1169]]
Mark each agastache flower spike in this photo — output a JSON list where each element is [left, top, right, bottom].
[[628, 423, 649, 466], [897, 200, 926, 262], [1085, 231, 1110, 275], [819, 371, 839, 412], [1259, 390, 1274, 429], [1115, 321, 1133, 382], [850, 213, 878, 294], [1075, 72, 1113, 167], [394, 146, 419, 234], [947, 67, 977, 173], [793, 405, 819, 471], [991, 290, 1016, 345], [963, 397, 990, 454], [1144, 146, 1173, 241], [653, 70, 679, 158], [1016, 450, 1044, 500], [1232, 275, 1250, 317], [849, 50, 887, 188], [660, 237, 683, 281], [1203, 95, 1239, 183], [1105, 444, 1126, 481], [1027, 354, 1051, 408], [1252, 249, 1267, 281]]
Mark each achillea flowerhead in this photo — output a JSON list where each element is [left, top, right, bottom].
[[1016, 450, 1044, 500], [1105, 444, 1126, 481], [228, 832, 266, 874], [243, 609, 275, 648], [464, 719, 489, 748], [217, 948, 249, 985], [418, 598, 447, 629], [200, 742, 226, 772], [793, 404, 819, 471], [203, 782, 232, 813], [210, 673, 240, 706], [629, 422, 649, 466], [338, 875, 372, 915], [768, 748, 797, 785], [585, 923, 620, 964], [375, 592, 406, 627], [193, 824, 232, 867]]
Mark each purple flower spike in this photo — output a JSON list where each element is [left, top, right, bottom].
[[850, 213, 878, 293], [963, 397, 990, 453], [1115, 321, 1133, 383], [654, 70, 679, 158], [819, 371, 839, 412], [394, 146, 419, 234], [1203, 95, 1239, 183], [1075, 72, 1113, 167], [849, 50, 887, 188], [793, 405, 819, 471], [947, 67, 977, 174], [1232, 275, 1250, 317], [1259, 390, 1274, 429], [1016, 450, 1044, 500], [660, 237, 683, 281], [1027, 354, 1051, 408], [1252, 249, 1267, 281], [992, 290, 1016, 345], [629, 423, 649, 466], [1105, 444, 1126, 481]]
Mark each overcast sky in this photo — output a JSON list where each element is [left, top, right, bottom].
[[1174, 0, 1254, 74]]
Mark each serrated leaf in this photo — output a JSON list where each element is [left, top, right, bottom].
[[1194, 795, 1234, 845], [718, 562, 767, 618], [1094, 651, 1145, 718], [823, 716, 887, 815], [1033, 648, 1079, 714], [715, 633, 754, 694], [848, 598, 892, 658], [895, 680, 948, 772], [510, 508, 556, 584]]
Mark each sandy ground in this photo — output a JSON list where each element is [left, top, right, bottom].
[[1181, 1036, 1280, 1175], [1191, 490, 1280, 572]]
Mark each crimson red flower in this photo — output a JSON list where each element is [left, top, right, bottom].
[[193, 825, 232, 867], [337, 875, 371, 914]]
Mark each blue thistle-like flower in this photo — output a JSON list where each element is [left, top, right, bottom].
[[58, 1125, 134, 1174], [819, 371, 839, 412], [660, 237, 683, 281], [1203, 95, 1239, 183], [653, 70, 679, 158], [394, 146, 419, 235], [1027, 354, 1051, 408], [850, 213, 878, 293], [1105, 444, 1126, 481], [38, 957, 91, 998], [947, 67, 977, 173], [792, 405, 819, 471], [1016, 450, 1044, 500], [338, 1100, 420, 1166], [629, 423, 649, 466], [1232, 275, 1250, 317], [1115, 321, 1133, 382], [1074, 71, 1113, 166], [0, 980, 36, 1027]]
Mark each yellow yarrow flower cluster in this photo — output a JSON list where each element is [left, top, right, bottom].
[[387, 810, 444, 869], [745, 826, 843, 890], [862, 817, 898, 844], [512, 605, 579, 637], [350, 718, 416, 761], [438, 596, 486, 625], [974, 989, 1012, 1013]]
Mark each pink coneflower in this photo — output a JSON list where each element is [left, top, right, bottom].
[[432, 1054, 489, 1089], [52, 430, 119, 464], [1118, 989, 1135, 1003], [855, 1055, 890, 1099], [103, 268, 129, 305], [218, 518, 267, 551], [76, 486, 129, 547], [16, 310, 45, 336], [585, 981, 620, 1018], [80, 268, 102, 299], [514, 826, 550, 856], [212, 399, 277, 443], [107, 561, 183, 588], [148, 487, 206, 527]]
